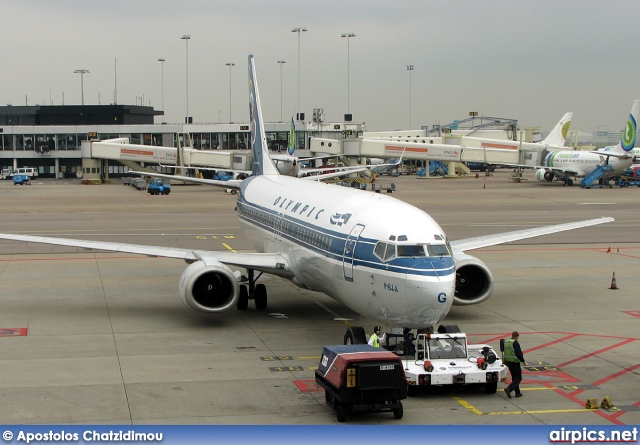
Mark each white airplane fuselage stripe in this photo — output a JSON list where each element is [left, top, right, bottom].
[[236, 174, 456, 328]]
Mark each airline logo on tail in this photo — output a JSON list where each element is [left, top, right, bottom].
[[288, 118, 296, 156], [622, 111, 637, 152], [560, 118, 571, 142]]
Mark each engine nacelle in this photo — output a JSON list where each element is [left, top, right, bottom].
[[535, 169, 554, 182], [178, 260, 240, 312], [453, 253, 494, 306]]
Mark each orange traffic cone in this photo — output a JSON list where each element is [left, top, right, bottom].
[[609, 272, 618, 290]]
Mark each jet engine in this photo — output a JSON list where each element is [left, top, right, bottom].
[[452, 253, 494, 306], [535, 169, 554, 182], [178, 259, 240, 312]]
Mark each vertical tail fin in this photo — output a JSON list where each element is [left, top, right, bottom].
[[248, 55, 279, 176], [541, 112, 572, 146], [620, 100, 638, 153], [602, 100, 638, 154], [287, 117, 296, 156]]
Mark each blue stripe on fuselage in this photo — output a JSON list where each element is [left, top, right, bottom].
[[236, 193, 455, 277]]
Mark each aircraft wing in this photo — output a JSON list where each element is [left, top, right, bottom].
[[129, 171, 242, 189], [450, 217, 614, 252], [300, 167, 369, 181], [0, 233, 293, 277]]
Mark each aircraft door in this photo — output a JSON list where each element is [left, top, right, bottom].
[[274, 213, 284, 241], [343, 224, 365, 282]]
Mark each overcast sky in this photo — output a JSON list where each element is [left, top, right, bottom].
[[3, 0, 639, 133]]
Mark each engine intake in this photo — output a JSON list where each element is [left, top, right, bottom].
[[453, 253, 494, 306], [179, 260, 239, 312]]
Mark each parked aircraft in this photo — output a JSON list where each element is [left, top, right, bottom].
[[535, 101, 637, 186], [0, 55, 613, 330]]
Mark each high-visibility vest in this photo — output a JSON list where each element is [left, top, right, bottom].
[[503, 338, 519, 363], [370, 334, 379, 347]]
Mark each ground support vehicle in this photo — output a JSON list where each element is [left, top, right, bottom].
[[315, 344, 407, 422], [147, 178, 170, 195], [343, 325, 506, 395], [616, 175, 640, 187], [131, 178, 147, 190], [13, 174, 31, 185], [371, 182, 396, 193], [213, 171, 234, 181]]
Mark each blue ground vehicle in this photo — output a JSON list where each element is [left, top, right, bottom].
[[213, 170, 234, 181], [13, 174, 31, 185], [147, 178, 171, 195]]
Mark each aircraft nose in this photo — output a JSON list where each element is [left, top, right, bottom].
[[404, 259, 455, 327]]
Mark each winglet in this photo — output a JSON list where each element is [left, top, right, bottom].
[[248, 55, 279, 176], [541, 112, 572, 146]]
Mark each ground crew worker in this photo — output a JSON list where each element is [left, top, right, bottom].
[[503, 331, 526, 398], [368, 326, 386, 348]]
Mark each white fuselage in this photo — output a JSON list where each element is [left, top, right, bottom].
[[235, 175, 456, 328], [544, 150, 631, 177]]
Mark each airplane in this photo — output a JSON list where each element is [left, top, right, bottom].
[[534, 101, 637, 186], [0, 55, 614, 332]]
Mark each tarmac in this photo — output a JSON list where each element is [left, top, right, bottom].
[[0, 170, 638, 425]]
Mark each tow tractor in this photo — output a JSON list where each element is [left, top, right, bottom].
[[344, 325, 506, 395], [147, 177, 171, 195]]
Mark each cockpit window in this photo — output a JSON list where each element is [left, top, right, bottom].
[[397, 245, 426, 257], [427, 243, 451, 257], [384, 244, 396, 260], [375, 242, 452, 261]]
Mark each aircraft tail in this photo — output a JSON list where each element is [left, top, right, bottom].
[[620, 100, 638, 153], [601, 100, 639, 155], [248, 55, 279, 176], [540, 112, 572, 146], [287, 117, 296, 156]]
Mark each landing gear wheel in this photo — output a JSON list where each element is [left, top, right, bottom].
[[237, 285, 249, 310], [393, 402, 404, 419], [343, 327, 367, 345], [254, 284, 267, 310]]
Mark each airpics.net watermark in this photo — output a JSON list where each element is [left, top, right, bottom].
[[549, 427, 638, 444], [3, 429, 163, 443]]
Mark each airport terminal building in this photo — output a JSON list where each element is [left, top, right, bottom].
[[0, 105, 363, 178]]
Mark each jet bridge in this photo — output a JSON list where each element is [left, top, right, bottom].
[[309, 135, 549, 170], [82, 138, 237, 181]]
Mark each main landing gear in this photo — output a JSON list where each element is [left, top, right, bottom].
[[236, 269, 268, 310]]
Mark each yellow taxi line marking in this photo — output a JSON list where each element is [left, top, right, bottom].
[[222, 243, 236, 252], [487, 409, 589, 415], [452, 396, 483, 415], [454, 386, 593, 416]]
